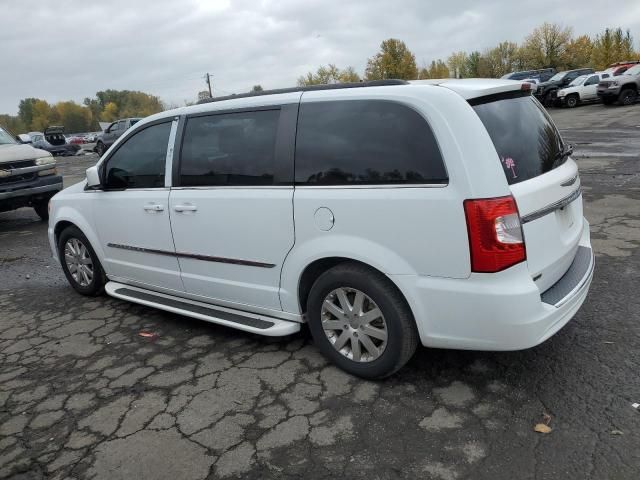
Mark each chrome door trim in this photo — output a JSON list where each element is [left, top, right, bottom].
[[107, 242, 276, 268]]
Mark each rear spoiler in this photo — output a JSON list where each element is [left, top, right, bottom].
[[467, 86, 533, 106]]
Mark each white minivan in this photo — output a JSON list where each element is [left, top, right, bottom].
[[48, 79, 594, 378]]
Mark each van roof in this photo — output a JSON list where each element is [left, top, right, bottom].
[[150, 78, 527, 123]]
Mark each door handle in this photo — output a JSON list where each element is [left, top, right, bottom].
[[143, 203, 164, 212], [174, 204, 198, 213]]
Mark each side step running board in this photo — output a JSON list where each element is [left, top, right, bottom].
[[105, 282, 300, 337]]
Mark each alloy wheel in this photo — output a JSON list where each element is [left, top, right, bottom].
[[321, 287, 388, 362], [64, 238, 94, 287]]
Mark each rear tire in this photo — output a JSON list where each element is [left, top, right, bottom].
[[566, 94, 579, 108], [33, 201, 49, 221], [306, 262, 418, 379], [58, 225, 105, 296], [618, 89, 637, 106]]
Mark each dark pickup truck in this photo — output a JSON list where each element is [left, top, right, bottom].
[[534, 68, 595, 106], [0, 125, 63, 220]]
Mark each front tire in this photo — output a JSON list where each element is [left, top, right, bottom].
[[566, 94, 579, 108], [306, 263, 418, 379], [33, 201, 49, 221], [602, 97, 615, 106], [95, 141, 105, 156], [58, 225, 105, 296]]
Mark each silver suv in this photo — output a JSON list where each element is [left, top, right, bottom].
[[597, 64, 640, 105]]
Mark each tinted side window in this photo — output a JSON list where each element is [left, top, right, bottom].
[[104, 122, 171, 189], [179, 110, 279, 186], [295, 100, 447, 185]]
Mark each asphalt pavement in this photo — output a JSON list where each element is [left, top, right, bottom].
[[1, 104, 639, 479]]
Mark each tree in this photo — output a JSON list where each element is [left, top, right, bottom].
[[565, 35, 593, 69], [18, 98, 39, 131], [465, 51, 483, 77], [30, 100, 53, 131], [54, 101, 94, 132], [297, 64, 361, 86], [481, 42, 521, 77], [591, 28, 636, 69], [102, 102, 119, 122], [251, 85, 264, 92], [365, 38, 418, 80], [0, 114, 26, 134], [89, 90, 163, 121], [447, 51, 468, 78], [520, 22, 573, 69]]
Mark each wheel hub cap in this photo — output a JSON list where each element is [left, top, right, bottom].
[[320, 287, 388, 362], [64, 238, 93, 287]]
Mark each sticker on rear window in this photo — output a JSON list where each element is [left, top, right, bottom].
[[501, 156, 517, 179]]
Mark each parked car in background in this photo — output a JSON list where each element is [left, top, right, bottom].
[[67, 135, 86, 145], [94, 118, 141, 156], [597, 64, 640, 105], [501, 68, 555, 82], [0, 125, 63, 220], [29, 127, 81, 156], [48, 79, 593, 378], [604, 61, 640, 77], [556, 72, 611, 108], [534, 68, 595, 106]]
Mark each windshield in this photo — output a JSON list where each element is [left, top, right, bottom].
[[548, 72, 566, 82], [569, 75, 588, 86], [624, 65, 640, 76], [473, 95, 567, 185], [0, 127, 18, 145]]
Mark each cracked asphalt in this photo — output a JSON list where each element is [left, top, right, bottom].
[[1, 105, 639, 479]]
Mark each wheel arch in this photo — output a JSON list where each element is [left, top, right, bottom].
[[52, 209, 106, 269]]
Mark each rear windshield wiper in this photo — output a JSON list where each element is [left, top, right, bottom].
[[555, 144, 573, 162]]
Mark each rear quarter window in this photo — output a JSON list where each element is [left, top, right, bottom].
[[295, 100, 447, 185], [472, 94, 566, 185]]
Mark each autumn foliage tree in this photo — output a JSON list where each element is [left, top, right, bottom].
[[365, 39, 418, 80], [297, 64, 361, 86]]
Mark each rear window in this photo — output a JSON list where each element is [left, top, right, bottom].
[[473, 94, 566, 185], [295, 100, 447, 185]]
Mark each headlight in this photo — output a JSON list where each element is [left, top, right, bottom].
[[557, 90, 566, 97], [609, 81, 619, 88], [35, 156, 55, 166]]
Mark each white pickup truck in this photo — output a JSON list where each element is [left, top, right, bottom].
[[556, 72, 611, 108]]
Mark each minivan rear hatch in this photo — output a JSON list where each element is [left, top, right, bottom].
[[471, 91, 583, 292]]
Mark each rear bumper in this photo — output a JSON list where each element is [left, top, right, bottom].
[[393, 219, 593, 351]]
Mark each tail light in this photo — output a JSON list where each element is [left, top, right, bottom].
[[463, 195, 526, 273]]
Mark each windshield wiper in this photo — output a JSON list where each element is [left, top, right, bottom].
[[555, 144, 573, 162]]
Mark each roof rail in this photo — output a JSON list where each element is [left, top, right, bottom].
[[197, 79, 409, 104]]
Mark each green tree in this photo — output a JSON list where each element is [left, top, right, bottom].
[[481, 41, 521, 77], [590, 28, 635, 69], [53, 101, 94, 133], [465, 51, 483, 77], [520, 23, 573, 69], [447, 51, 468, 78], [89, 90, 163, 121], [365, 38, 418, 80], [297, 64, 361, 86], [18, 98, 39, 131], [250, 85, 264, 92]]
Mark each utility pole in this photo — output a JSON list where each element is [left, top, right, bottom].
[[205, 73, 213, 98]]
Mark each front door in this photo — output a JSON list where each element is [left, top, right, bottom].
[[94, 120, 183, 292], [169, 106, 296, 311], [582, 75, 600, 101]]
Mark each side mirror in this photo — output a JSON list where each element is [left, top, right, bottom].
[[86, 165, 101, 188]]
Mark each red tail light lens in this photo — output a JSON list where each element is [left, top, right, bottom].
[[463, 196, 526, 273]]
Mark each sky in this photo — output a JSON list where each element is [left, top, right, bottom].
[[1, 0, 639, 114]]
